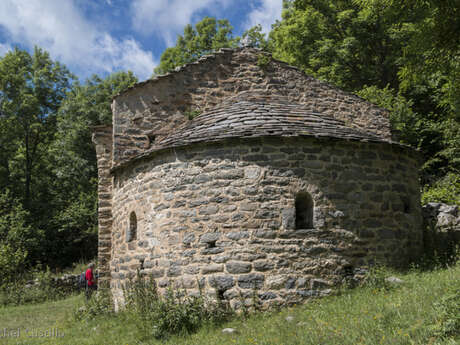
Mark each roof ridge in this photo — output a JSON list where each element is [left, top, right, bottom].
[[112, 47, 249, 100], [112, 47, 296, 100]]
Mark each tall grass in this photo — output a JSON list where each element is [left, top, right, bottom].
[[121, 273, 234, 340], [0, 262, 457, 344]]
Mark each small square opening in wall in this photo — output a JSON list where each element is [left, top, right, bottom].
[[402, 197, 411, 214], [148, 134, 156, 144], [295, 192, 314, 229]]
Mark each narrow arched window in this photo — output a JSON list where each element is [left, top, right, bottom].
[[295, 192, 313, 229], [128, 211, 137, 242]]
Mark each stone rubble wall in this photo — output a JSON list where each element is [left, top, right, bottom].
[[422, 203, 460, 231], [109, 137, 422, 310], [25, 274, 82, 291], [92, 126, 113, 289], [111, 48, 391, 164], [422, 203, 460, 254]]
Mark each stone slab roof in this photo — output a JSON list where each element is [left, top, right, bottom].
[[159, 95, 385, 147], [112, 93, 401, 171]]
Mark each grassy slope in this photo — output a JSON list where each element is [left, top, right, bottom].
[[0, 263, 458, 345]]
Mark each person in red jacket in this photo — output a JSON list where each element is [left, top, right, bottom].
[[85, 262, 97, 300]]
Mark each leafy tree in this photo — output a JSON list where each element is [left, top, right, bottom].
[[48, 72, 137, 266], [422, 173, 460, 206], [52, 72, 137, 194], [270, 0, 459, 194], [0, 190, 40, 280], [154, 17, 240, 74], [269, 0, 420, 91], [0, 48, 136, 268], [0, 47, 74, 210], [356, 86, 421, 146], [0, 190, 40, 260], [0, 243, 27, 285], [241, 24, 269, 49]]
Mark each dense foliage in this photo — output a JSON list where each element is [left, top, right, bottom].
[[0, 47, 136, 269], [154, 17, 240, 75], [154, 17, 268, 75], [49, 72, 137, 266], [0, 47, 74, 269], [270, 0, 459, 194], [155, 7, 459, 199]]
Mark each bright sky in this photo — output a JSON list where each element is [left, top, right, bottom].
[[0, 0, 283, 81]]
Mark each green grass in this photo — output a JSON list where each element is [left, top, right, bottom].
[[0, 263, 458, 345]]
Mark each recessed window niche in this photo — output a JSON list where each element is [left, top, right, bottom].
[[295, 192, 314, 229], [127, 211, 137, 242]]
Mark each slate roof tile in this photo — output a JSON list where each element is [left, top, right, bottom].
[[111, 93, 402, 171]]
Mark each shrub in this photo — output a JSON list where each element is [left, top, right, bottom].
[[74, 289, 113, 321], [422, 173, 460, 205], [0, 243, 27, 286], [0, 266, 75, 306], [0, 190, 43, 266], [361, 265, 396, 291], [184, 109, 201, 120], [256, 53, 271, 69], [122, 274, 233, 340]]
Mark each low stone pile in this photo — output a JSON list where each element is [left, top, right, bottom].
[[52, 273, 83, 290], [422, 203, 460, 232], [25, 273, 84, 291], [422, 203, 460, 259]]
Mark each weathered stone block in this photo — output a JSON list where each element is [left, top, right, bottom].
[[311, 279, 332, 289], [259, 292, 277, 300], [255, 230, 277, 239], [167, 266, 182, 277], [266, 275, 287, 290], [149, 268, 165, 278], [201, 247, 224, 255], [297, 290, 319, 297], [199, 205, 219, 215], [244, 166, 262, 179], [182, 233, 195, 244], [194, 175, 212, 184], [208, 275, 235, 291], [213, 255, 231, 263], [238, 273, 265, 289], [226, 261, 252, 274], [200, 233, 220, 243], [226, 231, 249, 240], [253, 260, 275, 272], [202, 264, 224, 274], [282, 208, 295, 230], [285, 277, 296, 290]]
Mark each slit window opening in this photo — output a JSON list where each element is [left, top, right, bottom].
[[128, 211, 137, 242]]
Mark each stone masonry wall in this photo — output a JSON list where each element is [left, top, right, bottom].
[[92, 126, 113, 289], [111, 48, 391, 164], [109, 137, 422, 309]]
